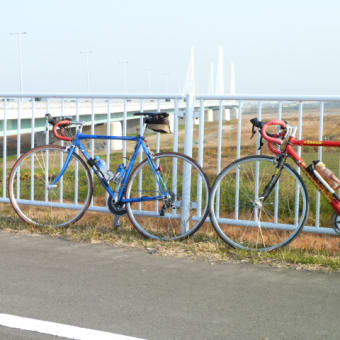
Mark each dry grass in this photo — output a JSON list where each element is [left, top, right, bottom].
[[1, 202, 340, 272]]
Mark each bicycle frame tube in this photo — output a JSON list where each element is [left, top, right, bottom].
[[285, 136, 340, 215], [118, 139, 168, 204], [51, 145, 77, 186], [52, 132, 168, 204]]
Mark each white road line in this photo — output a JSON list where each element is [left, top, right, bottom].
[[0, 314, 146, 340]]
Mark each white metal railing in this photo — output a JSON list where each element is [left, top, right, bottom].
[[2, 93, 340, 235]]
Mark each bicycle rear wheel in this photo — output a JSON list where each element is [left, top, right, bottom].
[[8, 145, 93, 227], [125, 152, 210, 240], [209, 155, 308, 251]]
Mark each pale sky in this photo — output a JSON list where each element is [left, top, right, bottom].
[[1, 0, 340, 95]]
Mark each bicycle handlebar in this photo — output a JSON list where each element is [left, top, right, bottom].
[[45, 113, 73, 142], [261, 120, 286, 145], [53, 120, 73, 141]]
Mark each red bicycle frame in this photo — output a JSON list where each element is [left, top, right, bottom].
[[261, 120, 340, 215]]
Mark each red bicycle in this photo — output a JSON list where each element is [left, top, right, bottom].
[[209, 117, 340, 251]]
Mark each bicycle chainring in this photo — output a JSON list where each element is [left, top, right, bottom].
[[107, 196, 127, 216]]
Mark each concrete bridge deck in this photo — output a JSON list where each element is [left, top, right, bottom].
[[0, 99, 238, 136]]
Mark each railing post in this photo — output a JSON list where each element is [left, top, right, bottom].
[[181, 93, 194, 232]]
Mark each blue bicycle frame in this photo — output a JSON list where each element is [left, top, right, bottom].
[[51, 132, 170, 204]]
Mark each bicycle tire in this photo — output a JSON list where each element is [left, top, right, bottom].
[[209, 155, 309, 251], [8, 145, 93, 227], [125, 152, 210, 240]]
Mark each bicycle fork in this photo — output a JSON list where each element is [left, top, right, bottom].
[[257, 154, 288, 205]]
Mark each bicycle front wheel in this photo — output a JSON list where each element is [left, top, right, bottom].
[[209, 155, 308, 251], [8, 145, 93, 228], [126, 152, 210, 240]]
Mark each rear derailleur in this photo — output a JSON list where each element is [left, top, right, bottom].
[[160, 191, 176, 216]]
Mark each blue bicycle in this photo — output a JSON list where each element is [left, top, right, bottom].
[[8, 113, 210, 240]]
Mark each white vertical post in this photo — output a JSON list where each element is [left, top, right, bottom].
[[254, 102, 263, 221], [155, 99, 161, 213], [315, 102, 324, 228], [106, 100, 111, 201], [182, 93, 194, 232], [90, 99, 95, 206], [59, 99, 64, 203], [197, 99, 205, 216], [215, 100, 223, 218], [295, 102, 303, 226], [3, 100, 7, 199], [138, 99, 144, 211], [172, 99, 179, 210], [123, 100, 127, 165], [274, 102, 283, 224], [17, 99, 21, 199], [235, 101, 243, 219], [75, 99, 79, 205]]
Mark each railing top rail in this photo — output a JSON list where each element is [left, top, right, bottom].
[[2, 92, 340, 102], [0, 93, 186, 100], [195, 94, 340, 102]]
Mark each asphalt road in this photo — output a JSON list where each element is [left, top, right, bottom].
[[0, 231, 340, 340]]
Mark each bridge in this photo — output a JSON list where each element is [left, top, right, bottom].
[[0, 93, 239, 139]]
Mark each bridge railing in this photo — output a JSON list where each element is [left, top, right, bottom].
[[2, 93, 340, 235]]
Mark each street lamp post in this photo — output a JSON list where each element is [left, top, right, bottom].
[[80, 50, 92, 93], [10, 32, 27, 96]]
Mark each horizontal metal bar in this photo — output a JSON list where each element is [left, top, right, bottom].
[[0, 93, 185, 100], [214, 217, 338, 235], [77, 134, 141, 141], [195, 94, 340, 102], [3, 93, 340, 101]]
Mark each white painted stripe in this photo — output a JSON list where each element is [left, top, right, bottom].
[[0, 314, 146, 340]]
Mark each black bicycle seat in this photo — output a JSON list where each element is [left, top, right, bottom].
[[134, 112, 169, 118]]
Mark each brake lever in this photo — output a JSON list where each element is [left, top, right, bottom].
[[250, 124, 256, 139], [250, 122, 264, 150]]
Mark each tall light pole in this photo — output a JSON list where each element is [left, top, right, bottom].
[[119, 60, 128, 92], [10, 32, 27, 96], [80, 50, 92, 93]]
